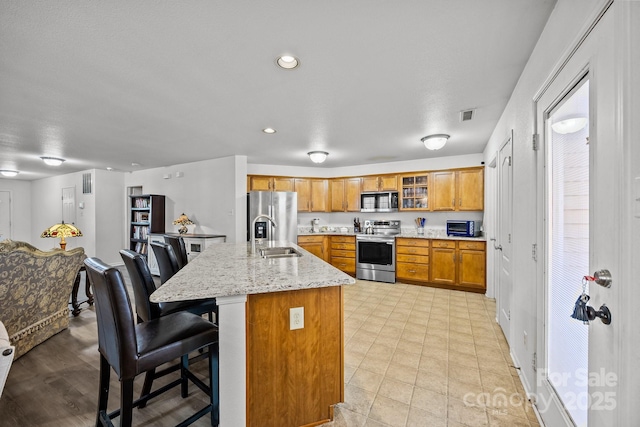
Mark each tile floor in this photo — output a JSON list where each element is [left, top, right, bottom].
[[320, 280, 541, 427]]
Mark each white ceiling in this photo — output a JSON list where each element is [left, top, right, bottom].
[[0, 1, 557, 180]]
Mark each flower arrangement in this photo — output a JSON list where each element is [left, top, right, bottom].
[[173, 213, 195, 234]]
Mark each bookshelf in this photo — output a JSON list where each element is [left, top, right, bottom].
[[129, 194, 165, 258]]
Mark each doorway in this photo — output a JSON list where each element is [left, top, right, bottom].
[[497, 134, 513, 344], [0, 191, 11, 240]]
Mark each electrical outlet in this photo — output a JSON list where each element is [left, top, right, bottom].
[[290, 307, 304, 330]]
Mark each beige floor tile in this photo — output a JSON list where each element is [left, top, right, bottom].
[[415, 371, 449, 395], [480, 371, 517, 394], [449, 322, 473, 335], [378, 377, 415, 405], [421, 344, 448, 361], [449, 330, 474, 344], [391, 349, 421, 369], [350, 368, 385, 393], [487, 411, 531, 427], [345, 364, 357, 383], [448, 363, 482, 387], [424, 334, 449, 351], [353, 330, 380, 344], [428, 318, 450, 330], [448, 378, 485, 402], [426, 327, 450, 341], [344, 384, 377, 417], [401, 330, 426, 344], [385, 319, 408, 330], [418, 354, 448, 373], [396, 339, 424, 355], [360, 356, 391, 375], [374, 335, 400, 350], [368, 395, 411, 427], [385, 361, 418, 384], [367, 343, 396, 361], [448, 350, 480, 369], [447, 397, 489, 426], [360, 321, 385, 334], [411, 385, 448, 418], [404, 321, 427, 334], [363, 418, 390, 427], [406, 406, 447, 427], [320, 405, 368, 427], [378, 325, 403, 339], [449, 340, 476, 356]]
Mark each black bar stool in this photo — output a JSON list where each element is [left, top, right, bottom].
[[164, 235, 189, 269]]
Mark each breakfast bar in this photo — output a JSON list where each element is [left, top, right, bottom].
[[150, 241, 355, 427]]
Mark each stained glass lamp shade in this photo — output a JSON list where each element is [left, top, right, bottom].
[[41, 221, 83, 250]]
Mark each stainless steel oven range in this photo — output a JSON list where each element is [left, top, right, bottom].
[[356, 220, 401, 283]]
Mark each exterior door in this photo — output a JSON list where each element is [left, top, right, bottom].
[[535, 7, 622, 426], [498, 136, 513, 343]]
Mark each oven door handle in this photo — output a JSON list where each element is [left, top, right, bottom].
[[357, 238, 395, 244]]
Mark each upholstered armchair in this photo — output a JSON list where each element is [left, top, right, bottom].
[[0, 240, 85, 359]]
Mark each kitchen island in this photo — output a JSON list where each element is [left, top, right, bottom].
[[151, 241, 355, 427]]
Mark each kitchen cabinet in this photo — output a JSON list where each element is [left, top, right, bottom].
[[361, 175, 398, 192], [329, 235, 355, 275], [330, 178, 361, 212], [249, 176, 295, 192], [430, 239, 486, 291], [395, 238, 430, 284], [295, 178, 329, 212], [431, 167, 484, 211], [399, 173, 430, 210], [298, 235, 330, 262]]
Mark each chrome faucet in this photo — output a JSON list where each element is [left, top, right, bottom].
[[250, 214, 278, 254]]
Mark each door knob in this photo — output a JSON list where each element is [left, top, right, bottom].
[[593, 269, 612, 288], [586, 304, 612, 325]]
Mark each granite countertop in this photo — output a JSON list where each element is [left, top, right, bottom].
[[298, 229, 486, 242], [150, 241, 355, 303], [164, 232, 227, 239]]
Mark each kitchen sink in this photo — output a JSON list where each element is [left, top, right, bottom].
[[259, 247, 302, 258]]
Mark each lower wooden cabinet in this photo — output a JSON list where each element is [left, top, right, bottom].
[[396, 238, 430, 284], [329, 236, 355, 275], [395, 237, 486, 292], [297, 235, 329, 262], [430, 239, 486, 291]]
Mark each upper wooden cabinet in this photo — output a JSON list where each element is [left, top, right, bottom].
[[361, 175, 398, 192], [295, 178, 329, 212], [431, 167, 484, 211], [400, 173, 429, 210], [330, 178, 361, 212], [249, 176, 295, 192]]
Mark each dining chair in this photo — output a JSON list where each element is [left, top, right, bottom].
[[120, 249, 219, 407], [164, 235, 188, 269], [150, 241, 180, 284], [84, 257, 219, 427]]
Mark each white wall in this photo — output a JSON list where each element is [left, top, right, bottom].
[[482, 0, 604, 399], [31, 171, 97, 254], [94, 169, 126, 265], [0, 178, 32, 242], [124, 155, 246, 243]]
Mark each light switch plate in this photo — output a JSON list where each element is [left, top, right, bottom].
[[290, 307, 304, 330]]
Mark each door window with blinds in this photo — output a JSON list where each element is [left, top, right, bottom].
[[546, 78, 589, 426]]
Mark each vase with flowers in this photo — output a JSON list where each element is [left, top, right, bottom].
[[173, 213, 194, 235]]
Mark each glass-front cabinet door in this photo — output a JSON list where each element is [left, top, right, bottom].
[[400, 173, 429, 210]]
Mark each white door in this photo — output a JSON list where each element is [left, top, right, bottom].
[[62, 186, 76, 224], [0, 191, 11, 241], [535, 7, 620, 427], [497, 134, 513, 343]]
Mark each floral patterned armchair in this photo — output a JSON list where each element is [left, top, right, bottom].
[[0, 240, 85, 359]]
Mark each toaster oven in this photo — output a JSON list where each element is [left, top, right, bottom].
[[446, 220, 482, 237]]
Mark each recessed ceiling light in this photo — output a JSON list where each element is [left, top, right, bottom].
[[106, 167, 113, 171], [277, 55, 299, 70], [262, 128, 276, 134], [131, 162, 141, 167], [40, 156, 65, 166], [0, 170, 19, 177]]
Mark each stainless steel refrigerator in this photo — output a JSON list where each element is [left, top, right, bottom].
[[247, 191, 298, 243]]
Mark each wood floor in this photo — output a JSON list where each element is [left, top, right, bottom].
[[0, 268, 214, 427]]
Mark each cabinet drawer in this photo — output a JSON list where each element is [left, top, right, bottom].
[[331, 249, 355, 258], [297, 235, 325, 244], [331, 236, 355, 244], [396, 246, 430, 256], [396, 238, 429, 247], [458, 241, 486, 250], [432, 240, 456, 249], [331, 257, 355, 273], [396, 263, 429, 281], [331, 243, 356, 251], [396, 254, 429, 264]]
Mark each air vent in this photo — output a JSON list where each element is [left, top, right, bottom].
[[460, 109, 475, 121]]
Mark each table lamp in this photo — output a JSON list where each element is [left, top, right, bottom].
[[40, 221, 83, 250], [173, 213, 194, 235]]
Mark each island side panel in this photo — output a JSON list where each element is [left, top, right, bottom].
[[246, 286, 344, 427]]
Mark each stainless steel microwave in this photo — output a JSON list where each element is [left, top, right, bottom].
[[446, 220, 482, 237], [360, 191, 399, 213]]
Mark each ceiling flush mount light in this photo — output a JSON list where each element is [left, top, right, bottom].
[[551, 117, 588, 134], [277, 55, 299, 70], [308, 151, 328, 164], [0, 170, 19, 177], [421, 134, 450, 151], [41, 156, 65, 166], [262, 128, 276, 134]]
